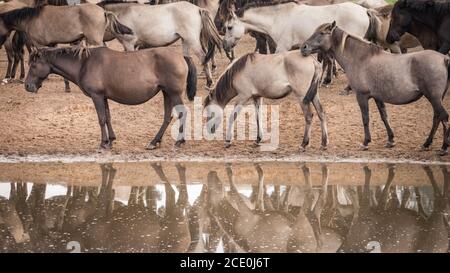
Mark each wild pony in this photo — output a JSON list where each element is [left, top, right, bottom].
[[386, 0, 450, 54], [24, 47, 197, 150], [0, 3, 132, 47], [365, 4, 421, 53], [219, 0, 369, 52], [203, 51, 328, 151], [301, 22, 450, 155], [99, 1, 222, 87]]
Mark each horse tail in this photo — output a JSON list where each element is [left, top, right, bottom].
[[303, 58, 322, 104], [199, 9, 222, 65], [184, 56, 197, 101], [364, 9, 378, 43], [104, 11, 133, 36]]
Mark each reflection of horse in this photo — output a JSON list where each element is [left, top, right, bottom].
[[338, 165, 449, 253], [209, 163, 335, 252]]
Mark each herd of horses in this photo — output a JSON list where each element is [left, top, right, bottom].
[[0, 163, 449, 252], [1, 0, 450, 155]]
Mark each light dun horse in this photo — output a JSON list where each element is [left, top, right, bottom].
[[301, 22, 450, 155], [204, 51, 328, 151], [99, 1, 222, 87], [220, 0, 370, 53], [24, 47, 197, 150]]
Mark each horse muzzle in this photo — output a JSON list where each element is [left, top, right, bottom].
[[223, 40, 236, 52], [25, 83, 39, 93], [300, 44, 313, 57], [386, 32, 400, 44]]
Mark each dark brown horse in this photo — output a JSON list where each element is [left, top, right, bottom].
[[386, 0, 450, 54], [24, 47, 197, 150]]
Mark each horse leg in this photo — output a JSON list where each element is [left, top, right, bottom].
[[11, 56, 19, 81], [189, 42, 213, 88], [322, 55, 332, 85], [422, 111, 439, 150], [312, 97, 328, 150], [225, 103, 243, 148], [356, 92, 371, 150], [428, 97, 449, 155], [172, 95, 187, 148], [254, 163, 265, 213], [299, 101, 313, 152], [104, 98, 116, 145], [63, 78, 70, 93], [374, 99, 395, 148], [3, 53, 12, 84], [440, 121, 449, 156], [19, 55, 25, 82], [253, 97, 263, 146], [147, 92, 172, 150], [91, 95, 110, 149]]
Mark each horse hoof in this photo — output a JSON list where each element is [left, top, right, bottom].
[[385, 141, 396, 148], [252, 141, 261, 148], [320, 145, 328, 151], [175, 140, 186, 148], [421, 145, 431, 151], [360, 144, 369, 151], [146, 142, 159, 150], [438, 149, 448, 156], [224, 142, 232, 148], [299, 146, 306, 153]]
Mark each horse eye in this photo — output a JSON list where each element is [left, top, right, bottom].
[[227, 26, 233, 31]]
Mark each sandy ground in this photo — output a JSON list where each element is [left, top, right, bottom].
[[0, 37, 449, 163]]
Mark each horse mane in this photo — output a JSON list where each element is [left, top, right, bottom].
[[397, 0, 450, 14], [214, 53, 254, 105], [30, 46, 91, 63], [0, 6, 45, 28], [335, 27, 383, 56], [374, 4, 393, 16], [97, 0, 139, 6], [235, 0, 297, 17]]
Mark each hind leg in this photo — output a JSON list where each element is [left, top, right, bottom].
[[172, 95, 188, 148], [147, 92, 173, 150], [299, 101, 313, 152], [422, 111, 439, 150], [375, 99, 395, 148], [427, 96, 449, 155], [19, 55, 25, 82], [253, 97, 263, 146], [104, 98, 116, 144], [312, 96, 328, 150]]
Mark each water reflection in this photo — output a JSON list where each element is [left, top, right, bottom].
[[0, 163, 448, 253]]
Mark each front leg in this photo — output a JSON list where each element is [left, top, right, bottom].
[[91, 95, 110, 150], [356, 92, 371, 150], [374, 99, 395, 148], [225, 103, 243, 148], [253, 97, 263, 146]]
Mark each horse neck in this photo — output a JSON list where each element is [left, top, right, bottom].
[[48, 53, 83, 84], [330, 28, 375, 73], [409, 19, 440, 50]]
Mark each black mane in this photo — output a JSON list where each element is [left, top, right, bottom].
[[397, 0, 450, 14], [97, 0, 139, 6], [0, 6, 45, 28], [235, 0, 297, 17], [30, 46, 92, 63]]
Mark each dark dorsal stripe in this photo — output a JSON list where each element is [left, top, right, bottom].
[[235, 0, 298, 17], [97, 0, 140, 7]]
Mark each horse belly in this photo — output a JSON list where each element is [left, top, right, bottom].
[[105, 85, 160, 105]]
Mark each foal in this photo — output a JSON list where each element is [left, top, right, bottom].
[[24, 47, 197, 150], [204, 51, 327, 151], [302, 22, 450, 155]]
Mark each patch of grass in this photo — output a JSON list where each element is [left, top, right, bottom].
[[385, 0, 397, 4]]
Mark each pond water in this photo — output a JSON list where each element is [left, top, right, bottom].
[[0, 161, 448, 253]]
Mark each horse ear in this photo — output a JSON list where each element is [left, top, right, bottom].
[[331, 21, 336, 29]]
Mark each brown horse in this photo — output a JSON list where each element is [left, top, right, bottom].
[[0, 4, 132, 47], [24, 47, 197, 150]]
